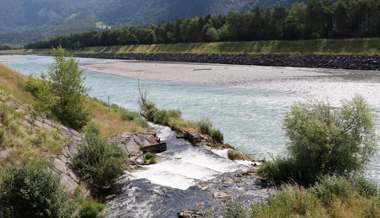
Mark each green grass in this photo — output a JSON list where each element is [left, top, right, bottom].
[[9, 38, 380, 57], [67, 38, 380, 56], [5, 38, 380, 56], [0, 64, 148, 138], [140, 99, 224, 144], [249, 176, 380, 218]]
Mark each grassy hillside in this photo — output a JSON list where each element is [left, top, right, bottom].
[[0, 64, 147, 137], [71, 38, 380, 56]]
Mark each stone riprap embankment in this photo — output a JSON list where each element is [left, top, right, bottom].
[[77, 52, 380, 71]]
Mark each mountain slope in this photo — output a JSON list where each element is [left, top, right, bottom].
[[0, 0, 301, 45]]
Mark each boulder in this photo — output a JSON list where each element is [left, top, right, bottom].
[[177, 209, 208, 218], [183, 130, 202, 145], [141, 142, 167, 153], [113, 131, 166, 164]]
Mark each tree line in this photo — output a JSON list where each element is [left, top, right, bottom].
[[26, 0, 380, 49]]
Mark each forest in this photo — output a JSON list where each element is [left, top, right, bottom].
[[26, 0, 380, 49]]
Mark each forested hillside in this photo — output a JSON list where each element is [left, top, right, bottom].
[[0, 0, 301, 45], [27, 0, 380, 49]]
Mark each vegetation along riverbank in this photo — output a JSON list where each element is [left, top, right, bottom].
[[18, 0, 380, 70], [4, 38, 380, 70], [1, 48, 380, 217]]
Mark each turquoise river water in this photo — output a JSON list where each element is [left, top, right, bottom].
[[1, 55, 380, 184]]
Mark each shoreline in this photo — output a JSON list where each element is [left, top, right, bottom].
[[77, 52, 380, 71], [82, 60, 333, 86], [82, 59, 380, 86], [2, 46, 380, 71]]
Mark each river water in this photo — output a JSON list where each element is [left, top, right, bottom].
[[1, 55, 380, 184]]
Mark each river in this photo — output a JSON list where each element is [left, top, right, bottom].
[[1, 54, 380, 184]]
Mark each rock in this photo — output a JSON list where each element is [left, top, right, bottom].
[[141, 142, 167, 153], [78, 52, 380, 71], [112, 132, 166, 164], [183, 131, 202, 145], [177, 210, 206, 218], [213, 191, 231, 200], [0, 148, 13, 161]]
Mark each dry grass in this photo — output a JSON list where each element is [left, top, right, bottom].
[[250, 177, 380, 218], [0, 91, 67, 168], [86, 99, 145, 137], [0, 65, 34, 104], [0, 64, 148, 138]]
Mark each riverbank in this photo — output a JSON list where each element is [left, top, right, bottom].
[[2, 38, 380, 70], [77, 53, 380, 71], [83, 60, 380, 86]]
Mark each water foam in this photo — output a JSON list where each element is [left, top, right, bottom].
[[130, 123, 248, 190]]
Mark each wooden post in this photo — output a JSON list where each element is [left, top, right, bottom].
[[108, 96, 110, 112]]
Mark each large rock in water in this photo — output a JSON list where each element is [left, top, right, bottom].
[[113, 131, 166, 165]]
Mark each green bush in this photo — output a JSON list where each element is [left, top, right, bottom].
[[252, 185, 328, 218], [251, 176, 380, 218], [311, 176, 354, 204], [198, 119, 224, 143], [353, 176, 379, 198], [259, 96, 376, 185], [211, 129, 224, 143], [78, 200, 104, 218], [24, 76, 56, 117], [140, 98, 224, 143], [143, 152, 157, 165], [24, 48, 90, 130], [71, 124, 125, 194], [257, 158, 299, 185], [199, 119, 213, 135], [50, 48, 90, 130], [0, 159, 74, 218]]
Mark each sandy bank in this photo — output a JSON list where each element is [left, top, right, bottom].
[[83, 60, 336, 85]]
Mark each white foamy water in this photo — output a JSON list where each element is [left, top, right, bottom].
[[130, 124, 247, 189], [2, 55, 380, 184]]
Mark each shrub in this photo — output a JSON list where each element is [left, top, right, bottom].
[[199, 119, 213, 135], [353, 176, 379, 198], [143, 152, 157, 165], [252, 185, 328, 218], [24, 48, 90, 130], [48, 48, 89, 130], [0, 159, 74, 218], [259, 96, 377, 185], [222, 202, 248, 218], [71, 124, 125, 194], [311, 176, 354, 204], [211, 129, 224, 144], [140, 97, 224, 144], [257, 158, 299, 185], [198, 119, 224, 143], [78, 200, 104, 218], [251, 177, 380, 218]]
